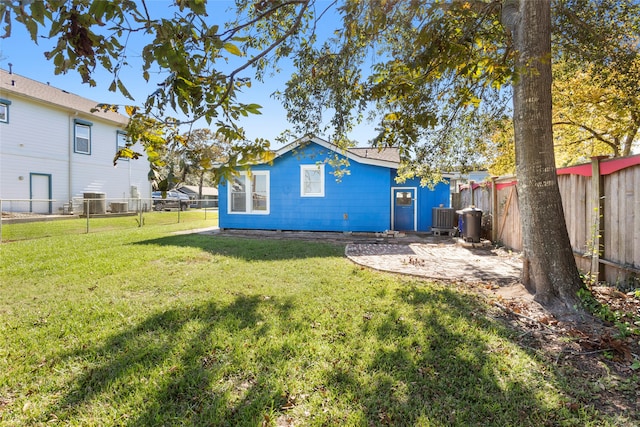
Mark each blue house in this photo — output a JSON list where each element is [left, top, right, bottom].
[[218, 136, 451, 233]]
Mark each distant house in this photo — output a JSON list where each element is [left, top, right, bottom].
[[0, 69, 151, 214], [177, 185, 218, 208], [448, 170, 490, 192], [218, 135, 451, 233]]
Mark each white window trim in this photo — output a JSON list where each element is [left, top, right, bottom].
[[227, 171, 270, 215], [0, 103, 8, 123], [116, 131, 129, 160], [74, 121, 92, 155], [300, 164, 325, 197]]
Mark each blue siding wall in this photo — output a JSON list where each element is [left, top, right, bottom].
[[416, 180, 451, 231], [219, 142, 452, 232], [219, 143, 394, 232]]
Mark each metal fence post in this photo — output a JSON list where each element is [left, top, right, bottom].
[[0, 199, 3, 243], [138, 198, 143, 227], [86, 199, 90, 234]]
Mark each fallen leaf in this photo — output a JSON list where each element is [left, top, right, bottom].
[[601, 334, 632, 361]]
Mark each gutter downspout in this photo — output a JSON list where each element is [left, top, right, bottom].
[[69, 114, 75, 207]]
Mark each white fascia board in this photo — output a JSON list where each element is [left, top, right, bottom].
[[275, 135, 400, 169]]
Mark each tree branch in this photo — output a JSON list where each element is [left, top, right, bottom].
[[219, 0, 309, 42], [209, 1, 311, 124], [553, 120, 619, 155]]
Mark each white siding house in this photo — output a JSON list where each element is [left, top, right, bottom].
[[0, 69, 151, 214]]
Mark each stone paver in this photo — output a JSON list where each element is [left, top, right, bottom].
[[346, 242, 522, 284], [202, 228, 522, 284]]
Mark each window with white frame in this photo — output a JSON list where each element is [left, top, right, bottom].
[[300, 164, 325, 197], [229, 171, 270, 214], [74, 120, 92, 154], [0, 98, 11, 123], [116, 131, 128, 159]]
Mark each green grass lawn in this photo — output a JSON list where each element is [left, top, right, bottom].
[[1, 209, 217, 242], [0, 223, 632, 426]]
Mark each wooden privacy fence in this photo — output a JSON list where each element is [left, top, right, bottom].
[[452, 155, 640, 287]]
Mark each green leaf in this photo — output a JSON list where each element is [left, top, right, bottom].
[[24, 18, 38, 41], [187, 0, 207, 14], [177, 76, 196, 87], [117, 80, 134, 100], [48, 18, 62, 38], [53, 52, 64, 68], [245, 103, 262, 115], [1, 9, 11, 38], [88, 1, 107, 22], [223, 42, 242, 57], [30, 1, 46, 25]]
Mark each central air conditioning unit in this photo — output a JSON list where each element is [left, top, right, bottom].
[[110, 202, 128, 213], [432, 207, 456, 229]]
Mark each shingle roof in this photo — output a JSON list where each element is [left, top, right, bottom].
[[275, 135, 400, 168], [348, 147, 400, 163], [0, 68, 128, 125]]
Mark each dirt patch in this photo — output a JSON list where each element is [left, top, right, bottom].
[[481, 283, 640, 422]]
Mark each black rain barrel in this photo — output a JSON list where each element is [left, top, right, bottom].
[[461, 207, 482, 243]]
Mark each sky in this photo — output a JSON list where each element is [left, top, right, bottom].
[[0, 0, 377, 148]]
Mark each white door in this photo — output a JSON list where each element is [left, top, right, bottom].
[[30, 173, 51, 214]]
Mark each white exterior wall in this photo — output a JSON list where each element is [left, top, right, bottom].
[[0, 91, 151, 213]]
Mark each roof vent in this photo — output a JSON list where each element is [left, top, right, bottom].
[[8, 63, 12, 74]]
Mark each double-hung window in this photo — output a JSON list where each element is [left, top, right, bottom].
[[0, 98, 11, 123], [300, 164, 325, 197], [116, 131, 128, 159], [229, 171, 270, 214], [74, 119, 92, 154]]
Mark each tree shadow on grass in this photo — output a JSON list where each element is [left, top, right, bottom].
[[40, 269, 620, 425], [317, 285, 589, 426], [45, 294, 299, 426], [134, 234, 345, 262]]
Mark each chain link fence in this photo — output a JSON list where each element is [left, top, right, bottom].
[[0, 197, 218, 242]]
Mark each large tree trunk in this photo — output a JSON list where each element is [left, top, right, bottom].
[[503, 0, 584, 312]]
